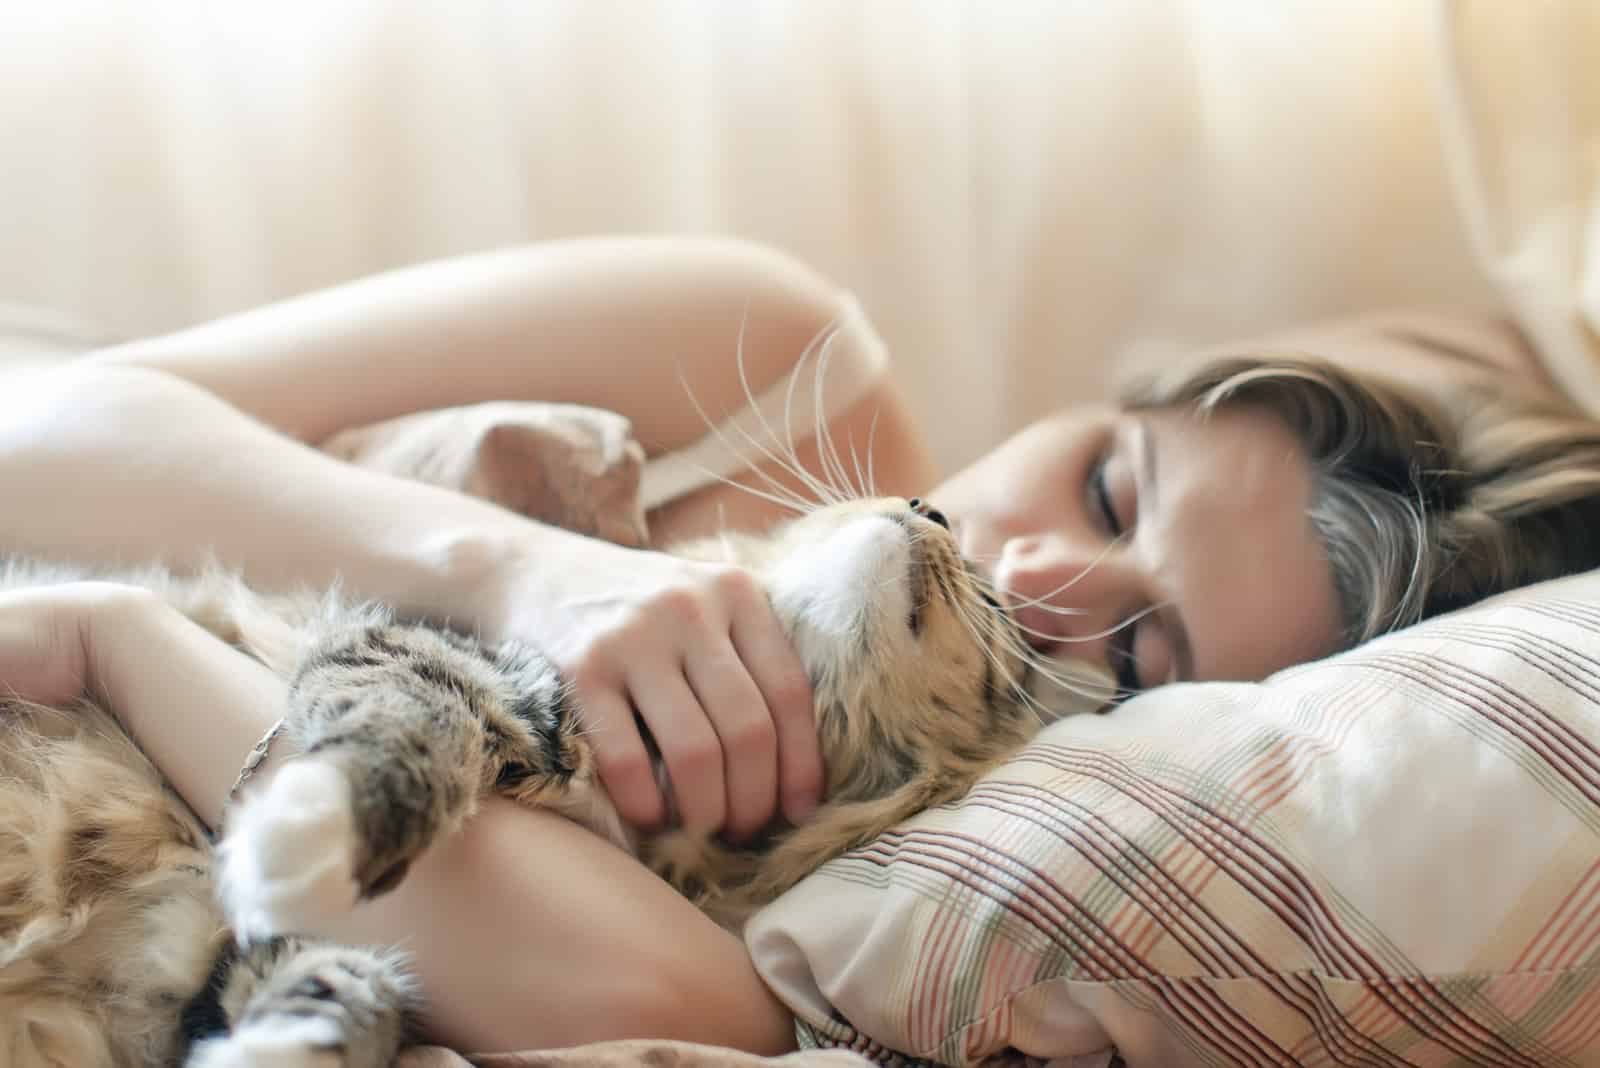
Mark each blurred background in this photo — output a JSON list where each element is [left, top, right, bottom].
[[0, 2, 1535, 471]]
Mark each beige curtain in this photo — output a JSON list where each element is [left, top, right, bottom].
[[1435, 0, 1600, 414], [0, 2, 1499, 471]]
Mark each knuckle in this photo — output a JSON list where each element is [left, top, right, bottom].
[[726, 805, 774, 839], [656, 587, 706, 628], [616, 789, 665, 828], [767, 669, 814, 717], [785, 752, 825, 792], [568, 659, 615, 697], [562, 633, 616, 673], [679, 804, 725, 834], [596, 744, 652, 784], [724, 715, 778, 760], [662, 733, 721, 781], [713, 565, 760, 601]]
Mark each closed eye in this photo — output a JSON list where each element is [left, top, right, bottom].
[[1091, 458, 1121, 537], [1109, 628, 1142, 699], [1091, 452, 1144, 696]]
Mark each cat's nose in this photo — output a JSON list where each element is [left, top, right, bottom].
[[907, 498, 950, 530]]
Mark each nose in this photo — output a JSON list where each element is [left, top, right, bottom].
[[992, 531, 1136, 660], [908, 497, 950, 530]]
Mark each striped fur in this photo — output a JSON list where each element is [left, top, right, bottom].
[[0, 497, 1074, 1066]]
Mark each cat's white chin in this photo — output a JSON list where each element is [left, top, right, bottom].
[[764, 515, 914, 673]]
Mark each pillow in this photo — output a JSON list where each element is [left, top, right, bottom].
[[747, 569, 1600, 1066]]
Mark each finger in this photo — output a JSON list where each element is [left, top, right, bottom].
[[685, 641, 778, 840], [628, 668, 728, 833], [728, 590, 822, 826], [577, 682, 666, 830]]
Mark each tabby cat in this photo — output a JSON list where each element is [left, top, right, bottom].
[[0, 496, 1096, 1068]]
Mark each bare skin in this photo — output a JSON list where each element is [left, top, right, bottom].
[[0, 236, 1552, 1052], [0, 238, 935, 1053], [934, 405, 1344, 692]]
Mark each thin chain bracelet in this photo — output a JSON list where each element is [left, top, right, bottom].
[[226, 718, 286, 809]]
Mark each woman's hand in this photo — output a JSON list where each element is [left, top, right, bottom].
[[477, 536, 822, 840]]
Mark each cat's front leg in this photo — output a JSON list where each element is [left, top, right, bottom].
[[217, 619, 577, 941], [184, 938, 414, 1068]]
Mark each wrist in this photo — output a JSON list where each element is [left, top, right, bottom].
[[415, 519, 597, 640], [79, 582, 177, 705]]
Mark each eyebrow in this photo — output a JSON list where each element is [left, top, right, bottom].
[[1136, 420, 1194, 681]]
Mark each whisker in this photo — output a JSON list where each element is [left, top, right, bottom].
[[962, 570, 1088, 617], [959, 586, 1130, 704], [864, 404, 883, 497], [669, 325, 840, 516], [964, 534, 1129, 614], [777, 329, 845, 507], [730, 317, 842, 504], [673, 461, 813, 516], [676, 412, 822, 517], [952, 587, 1109, 713], [1007, 602, 1165, 646], [737, 315, 845, 507], [969, 622, 1088, 725], [846, 427, 869, 501], [810, 329, 858, 503], [967, 575, 1089, 618]]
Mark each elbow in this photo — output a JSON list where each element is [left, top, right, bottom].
[[707, 237, 857, 338], [707, 240, 889, 422]]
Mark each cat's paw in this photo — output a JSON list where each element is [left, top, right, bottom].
[[216, 759, 361, 941], [191, 941, 413, 1068], [185, 1017, 344, 1068]]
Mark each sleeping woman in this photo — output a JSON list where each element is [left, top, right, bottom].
[[2, 237, 1599, 1058]]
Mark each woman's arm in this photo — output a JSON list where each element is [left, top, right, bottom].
[[90, 237, 868, 455], [3, 238, 938, 833], [0, 365, 550, 616], [89, 236, 940, 542], [0, 582, 796, 1053], [0, 363, 824, 835]]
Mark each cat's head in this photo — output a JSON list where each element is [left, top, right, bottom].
[[688, 498, 1105, 805]]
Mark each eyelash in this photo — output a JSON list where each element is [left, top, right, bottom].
[[1090, 453, 1142, 697]]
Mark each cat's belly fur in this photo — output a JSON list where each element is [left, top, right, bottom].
[[0, 697, 225, 1068], [0, 560, 412, 1068]]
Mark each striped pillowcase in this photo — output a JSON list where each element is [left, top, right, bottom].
[[746, 569, 1600, 1067]]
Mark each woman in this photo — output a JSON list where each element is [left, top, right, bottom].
[[1, 238, 1597, 1055]]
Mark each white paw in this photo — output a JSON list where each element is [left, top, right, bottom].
[[186, 1016, 344, 1068], [216, 759, 362, 941]]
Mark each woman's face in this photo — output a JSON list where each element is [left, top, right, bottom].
[[930, 404, 1343, 693]]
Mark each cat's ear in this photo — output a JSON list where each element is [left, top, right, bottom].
[[751, 774, 966, 903]]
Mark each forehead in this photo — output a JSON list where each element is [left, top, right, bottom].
[[1141, 405, 1342, 680]]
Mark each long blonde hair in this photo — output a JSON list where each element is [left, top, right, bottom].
[[1123, 353, 1600, 648]]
